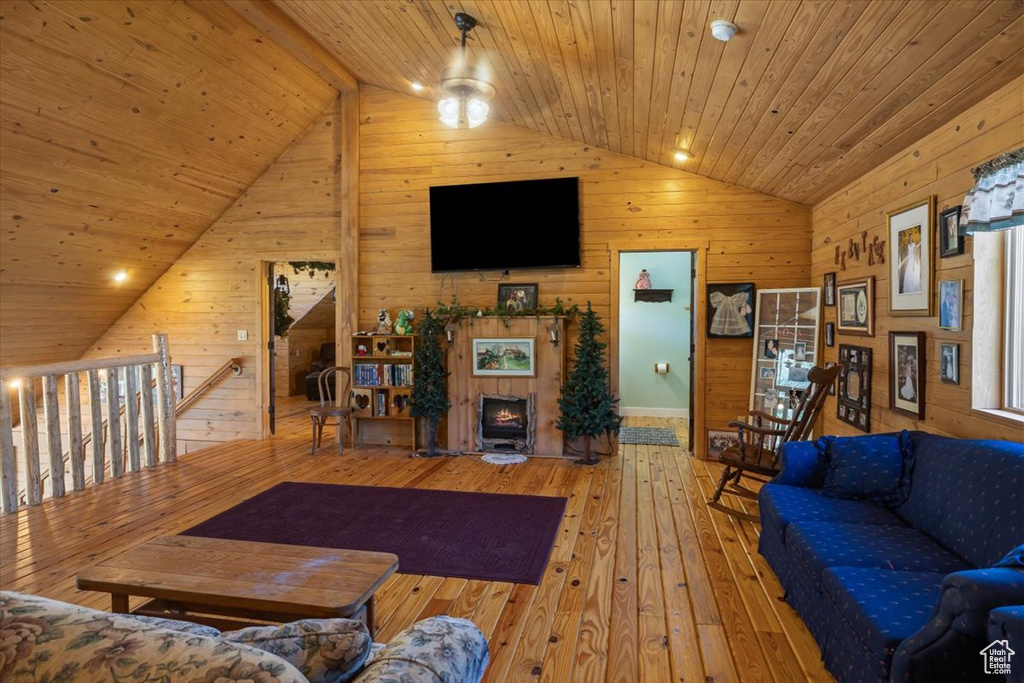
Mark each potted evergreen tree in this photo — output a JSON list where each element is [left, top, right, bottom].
[[557, 302, 622, 465], [410, 309, 450, 457]]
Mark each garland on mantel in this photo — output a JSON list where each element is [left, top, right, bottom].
[[971, 147, 1024, 179], [434, 297, 580, 328]]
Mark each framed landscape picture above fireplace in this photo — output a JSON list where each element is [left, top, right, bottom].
[[473, 338, 536, 376]]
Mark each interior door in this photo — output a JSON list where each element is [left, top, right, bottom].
[[267, 263, 277, 435]]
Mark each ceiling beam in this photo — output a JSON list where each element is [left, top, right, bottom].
[[225, 0, 358, 93]]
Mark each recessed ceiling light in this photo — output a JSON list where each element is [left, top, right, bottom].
[[114, 270, 128, 283], [711, 20, 738, 42], [674, 150, 691, 163], [7, 379, 21, 389], [410, 82, 424, 92]]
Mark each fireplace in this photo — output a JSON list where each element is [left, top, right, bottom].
[[477, 394, 536, 453], [482, 398, 528, 440]]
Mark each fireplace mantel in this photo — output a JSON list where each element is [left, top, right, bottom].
[[446, 316, 566, 457]]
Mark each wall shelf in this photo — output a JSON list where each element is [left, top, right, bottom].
[[634, 289, 673, 303]]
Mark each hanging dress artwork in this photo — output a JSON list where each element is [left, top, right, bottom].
[[708, 286, 754, 337]]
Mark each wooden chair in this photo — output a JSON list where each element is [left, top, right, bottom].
[[310, 366, 352, 455], [707, 364, 841, 522]]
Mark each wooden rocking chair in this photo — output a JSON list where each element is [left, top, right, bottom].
[[707, 364, 841, 522]]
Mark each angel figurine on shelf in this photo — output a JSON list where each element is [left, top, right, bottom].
[[634, 269, 652, 289]]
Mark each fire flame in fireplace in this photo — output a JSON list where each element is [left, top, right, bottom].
[[491, 408, 524, 427]]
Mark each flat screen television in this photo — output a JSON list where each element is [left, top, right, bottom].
[[429, 177, 581, 272]]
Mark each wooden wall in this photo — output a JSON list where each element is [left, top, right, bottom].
[[84, 101, 346, 453], [812, 76, 1023, 442], [357, 87, 812, 454], [0, 0, 337, 367], [77, 83, 813, 455]]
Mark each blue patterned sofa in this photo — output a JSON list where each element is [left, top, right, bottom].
[[1, 591, 489, 682], [758, 431, 1024, 682]]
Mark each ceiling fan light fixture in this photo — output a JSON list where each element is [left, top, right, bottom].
[[437, 13, 494, 129], [711, 20, 738, 42]]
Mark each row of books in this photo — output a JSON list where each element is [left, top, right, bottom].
[[354, 363, 413, 387]]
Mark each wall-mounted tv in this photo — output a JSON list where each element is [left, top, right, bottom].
[[429, 177, 581, 272]]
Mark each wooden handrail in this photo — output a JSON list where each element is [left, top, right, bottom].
[[0, 353, 161, 383], [175, 358, 242, 416], [17, 356, 241, 505], [0, 334, 175, 514]]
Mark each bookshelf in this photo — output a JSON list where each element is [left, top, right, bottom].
[[350, 334, 416, 448]]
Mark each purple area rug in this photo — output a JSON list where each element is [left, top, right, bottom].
[[183, 482, 567, 585]]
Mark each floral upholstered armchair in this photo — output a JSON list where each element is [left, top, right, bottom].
[[1, 591, 489, 683]]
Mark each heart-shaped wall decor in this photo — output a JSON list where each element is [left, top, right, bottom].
[[394, 395, 408, 413], [376, 341, 388, 353]]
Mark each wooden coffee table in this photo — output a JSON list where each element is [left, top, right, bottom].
[[76, 536, 398, 636]]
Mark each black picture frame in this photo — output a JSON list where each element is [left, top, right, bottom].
[[497, 283, 538, 311], [939, 206, 964, 258], [889, 331, 927, 419], [825, 322, 835, 347], [707, 282, 755, 338], [825, 361, 837, 395], [823, 272, 836, 306], [940, 342, 960, 385], [837, 344, 871, 432]]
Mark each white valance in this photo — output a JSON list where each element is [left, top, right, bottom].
[[960, 148, 1024, 234]]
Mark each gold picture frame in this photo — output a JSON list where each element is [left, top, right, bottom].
[[887, 196, 935, 316]]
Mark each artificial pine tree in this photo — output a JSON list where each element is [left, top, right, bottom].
[[410, 309, 450, 457], [557, 302, 622, 464]]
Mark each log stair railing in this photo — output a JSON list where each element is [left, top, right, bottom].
[[6, 352, 242, 511], [0, 334, 176, 514]]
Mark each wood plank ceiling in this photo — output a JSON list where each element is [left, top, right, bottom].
[[277, 0, 1023, 205], [0, 0, 338, 366]]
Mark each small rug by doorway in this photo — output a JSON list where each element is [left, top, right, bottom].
[[182, 482, 566, 585], [618, 426, 681, 446]]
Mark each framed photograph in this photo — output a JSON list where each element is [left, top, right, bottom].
[[825, 322, 835, 347], [940, 343, 960, 385], [707, 282, 755, 338], [938, 279, 963, 331], [497, 283, 538, 312], [759, 366, 776, 380], [707, 429, 741, 461], [888, 196, 935, 316], [823, 272, 836, 306], [837, 344, 871, 432], [825, 361, 837, 395], [939, 205, 964, 257], [890, 331, 926, 419], [836, 276, 875, 337], [794, 341, 807, 360], [473, 338, 536, 376], [763, 339, 779, 359]]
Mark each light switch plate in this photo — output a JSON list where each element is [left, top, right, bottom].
[[236, 330, 248, 341]]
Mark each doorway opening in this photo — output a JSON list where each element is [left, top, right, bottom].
[[617, 251, 696, 448], [263, 260, 339, 435]]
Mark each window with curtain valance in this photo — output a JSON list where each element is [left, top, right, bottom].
[[959, 147, 1024, 234]]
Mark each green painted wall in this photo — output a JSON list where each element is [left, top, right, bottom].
[[618, 251, 692, 414]]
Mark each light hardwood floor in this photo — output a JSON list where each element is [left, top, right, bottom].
[[0, 404, 832, 682]]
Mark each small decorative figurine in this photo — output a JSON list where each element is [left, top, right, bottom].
[[357, 344, 368, 356], [376, 308, 393, 335], [394, 309, 414, 335], [634, 269, 652, 289]]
